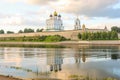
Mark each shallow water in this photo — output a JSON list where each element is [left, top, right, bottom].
[[0, 45, 120, 80]]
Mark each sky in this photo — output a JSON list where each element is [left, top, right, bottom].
[[0, 0, 120, 33]]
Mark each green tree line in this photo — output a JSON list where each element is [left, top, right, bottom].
[[0, 28, 44, 34], [18, 28, 44, 33], [78, 31, 118, 40], [0, 35, 68, 42], [111, 26, 120, 33]]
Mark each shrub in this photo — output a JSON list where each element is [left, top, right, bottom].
[[78, 31, 118, 40]]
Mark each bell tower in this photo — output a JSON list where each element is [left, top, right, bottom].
[[74, 17, 81, 30]]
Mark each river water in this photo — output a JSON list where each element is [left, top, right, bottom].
[[0, 45, 120, 80]]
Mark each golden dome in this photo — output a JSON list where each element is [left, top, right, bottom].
[[82, 24, 85, 28], [54, 11, 58, 16]]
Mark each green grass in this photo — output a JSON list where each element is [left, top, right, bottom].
[[0, 35, 69, 42]]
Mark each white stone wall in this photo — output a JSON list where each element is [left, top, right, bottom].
[[0, 29, 107, 40], [118, 33, 120, 39]]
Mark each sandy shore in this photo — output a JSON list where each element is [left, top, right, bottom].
[[0, 40, 119, 45], [0, 75, 60, 80], [0, 75, 23, 80]]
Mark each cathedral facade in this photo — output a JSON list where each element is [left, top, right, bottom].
[[46, 11, 64, 31]]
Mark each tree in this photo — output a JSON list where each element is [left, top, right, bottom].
[[38, 36, 47, 41], [111, 31, 118, 40], [90, 33, 94, 40], [78, 31, 119, 40], [81, 33, 86, 40], [96, 32, 100, 40], [18, 30, 23, 33], [85, 32, 89, 40], [0, 29, 4, 34], [111, 26, 120, 33], [88, 32, 92, 40], [78, 33, 82, 39], [36, 28, 44, 32], [107, 31, 111, 40], [102, 32, 107, 40], [7, 31, 14, 34], [24, 28, 34, 33], [45, 35, 67, 42]]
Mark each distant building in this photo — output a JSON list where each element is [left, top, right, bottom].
[[46, 11, 64, 31], [74, 17, 81, 30]]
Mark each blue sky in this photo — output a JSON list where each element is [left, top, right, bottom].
[[0, 0, 120, 32]]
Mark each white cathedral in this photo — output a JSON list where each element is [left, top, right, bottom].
[[46, 11, 64, 31], [46, 11, 81, 31]]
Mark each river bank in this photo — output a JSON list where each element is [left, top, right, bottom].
[[0, 75, 60, 80], [0, 40, 119, 45], [0, 75, 23, 80]]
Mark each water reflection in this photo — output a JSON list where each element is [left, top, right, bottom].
[[111, 54, 120, 60], [74, 48, 87, 63], [0, 45, 119, 79], [47, 48, 63, 72]]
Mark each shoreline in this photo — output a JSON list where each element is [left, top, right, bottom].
[[0, 75, 23, 80], [0, 75, 61, 80], [0, 40, 119, 45]]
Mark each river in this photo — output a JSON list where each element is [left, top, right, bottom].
[[0, 45, 120, 80]]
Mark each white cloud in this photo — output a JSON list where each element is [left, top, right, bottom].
[[5, 0, 55, 5], [0, 16, 23, 25], [0, 0, 120, 32], [4, 0, 120, 18], [50, 0, 120, 18]]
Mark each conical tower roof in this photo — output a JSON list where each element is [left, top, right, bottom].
[[54, 11, 58, 16]]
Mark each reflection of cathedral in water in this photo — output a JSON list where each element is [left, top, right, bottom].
[[47, 48, 63, 72], [75, 48, 87, 63]]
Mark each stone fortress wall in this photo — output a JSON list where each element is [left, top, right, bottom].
[[0, 28, 107, 40], [118, 33, 120, 39]]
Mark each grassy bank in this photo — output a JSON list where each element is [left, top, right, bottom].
[[0, 35, 69, 42]]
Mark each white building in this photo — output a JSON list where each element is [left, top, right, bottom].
[[46, 11, 64, 31], [74, 17, 81, 30]]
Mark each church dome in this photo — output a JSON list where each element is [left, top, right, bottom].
[[104, 26, 107, 30], [82, 24, 86, 29], [54, 11, 58, 16], [76, 18, 80, 21], [58, 14, 61, 17], [50, 14, 53, 17]]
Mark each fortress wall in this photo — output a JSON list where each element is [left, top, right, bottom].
[[0, 30, 83, 40], [118, 33, 120, 39], [0, 29, 107, 40], [86, 29, 107, 32]]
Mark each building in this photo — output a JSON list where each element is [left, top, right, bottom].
[[0, 11, 108, 40], [74, 17, 81, 30], [46, 11, 64, 31]]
